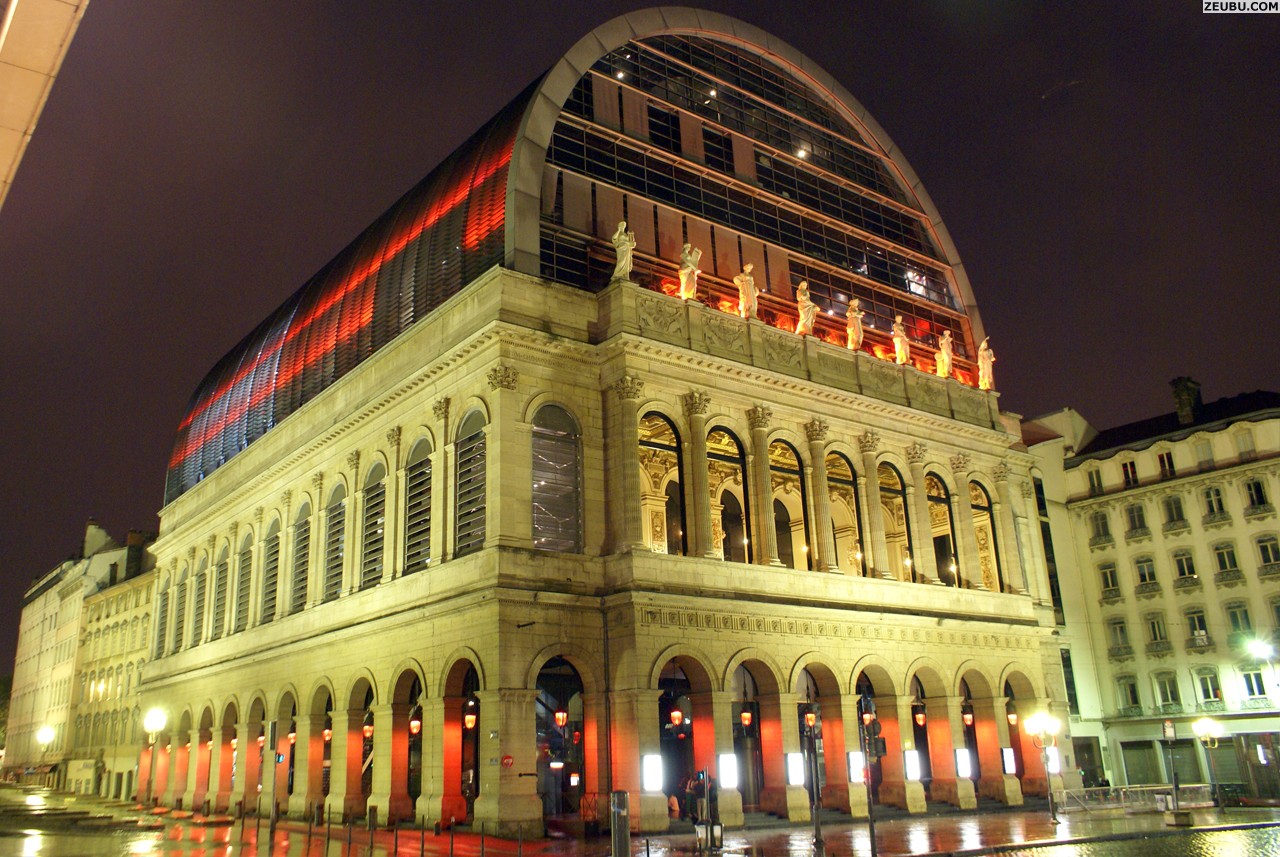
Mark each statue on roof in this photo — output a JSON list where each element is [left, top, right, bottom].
[[678, 243, 702, 300], [892, 315, 910, 365], [734, 263, 758, 319], [935, 330, 953, 378], [795, 280, 817, 336], [610, 221, 637, 284], [846, 298, 865, 350], [978, 337, 996, 390]]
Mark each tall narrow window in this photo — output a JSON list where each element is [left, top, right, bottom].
[[291, 504, 311, 613], [455, 410, 488, 557], [1121, 461, 1138, 488], [1163, 495, 1186, 525], [1087, 470, 1103, 496], [1204, 486, 1225, 516], [709, 428, 751, 563], [191, 560, 208, 646], [1259, 535, 1280, 566], [361, 464, 387, 589], [323, 486, 346, 602], [926, 474, 958, 585], [639, 413, 686, 556], [1060, 649, 1080, 716], [403, 440, 433, 574], [1226, 602, 1253, 634], [1196, 670, 1221, 702], [970, 482, 1002, 592], [1174, 551, 1197, 579], [260, 523, 280, 624], [1099, 562, 1119, 592], [879, 463, 911, 580], [1125, 504, 1147, 534], [531, 405, 583, 553], [171, 573, 187, 650], [154, 588, 169, 659], [234, 535, 252, 632], [1246, 479, 1269, 509], [1215, 543, 1239, 572], [825, 453, 864, 574], [1090, 511, 1111, 541], [1158, 451, 1176, 479], [769, 441, 809, 570], [210, 548, 229, 641]]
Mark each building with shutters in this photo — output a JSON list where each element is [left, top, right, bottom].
[[1025, 380, 1280, 799], [137, 9, 1072, 835]]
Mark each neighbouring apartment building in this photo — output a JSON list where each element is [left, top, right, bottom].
[[1026, 379, 1280, 799], [131, 10, 1073, 835]]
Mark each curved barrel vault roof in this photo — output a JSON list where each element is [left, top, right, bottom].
[[165, 7, 984, 505]]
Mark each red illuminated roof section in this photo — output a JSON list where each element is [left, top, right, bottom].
[[164, 86, 533, 504]]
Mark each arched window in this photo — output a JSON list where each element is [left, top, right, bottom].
[[191, 558, 208, 646], [210, 547, 229, 640], [234, 533, 252, 632], [531, 404, 583, 553], [769, 441, 809, 569], [172, 569, 188, 650], [403, 439, 433, 575], [361, 463, 387, 589], [708, 428, 751, 563], [969, 482, 1003, 592], [323, 485, 347, 601], [825, 453, 865, 574], [925, 474, 957, 585], [639, 413, 686, 556], [455, 410, 488, 557], [877, 463, 911, 579], [291, 502, 311, 613], [260, 521, 281, 624]]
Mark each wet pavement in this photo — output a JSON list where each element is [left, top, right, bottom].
[[3, 785, 1280, 857]]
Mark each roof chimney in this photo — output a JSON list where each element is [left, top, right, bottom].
[[1170, 377, 1202, 426]]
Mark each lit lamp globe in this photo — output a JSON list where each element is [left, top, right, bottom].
[[1247, 640, 1275, 660], [1192, 717, 1223, 741], [143, 708, 168, 736], [1024, 712, 1061, 739], [35, 725, 55, 749]]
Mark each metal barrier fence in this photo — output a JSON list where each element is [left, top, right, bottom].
[[1059, 783, 1215, 814]]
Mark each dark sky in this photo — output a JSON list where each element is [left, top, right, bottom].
[[2, 2, 1277, 668]]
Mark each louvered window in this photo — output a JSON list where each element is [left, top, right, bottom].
[[234, 543, 252, 632], [360, 472, 386, 589], [191, 573, 206, 646], [291, 514, 311, 613], [154, 591, 169, 659], [323, 495, 346, 601], [455, 413, 487, 557], [172, 583, 187, 649], [260, 530, 280, 623], [210, 558, 228, 640], [403, 448, 432, 575], [531, 406, 582, 553]]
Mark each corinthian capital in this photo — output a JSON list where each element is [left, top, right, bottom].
[[858, 431, 881, 454], [906, 442, 928, 464], [613, 375, 644, 401], [682, 391, 711, 416], [746, 405, 772, 431], [804, 418, 829, 443]]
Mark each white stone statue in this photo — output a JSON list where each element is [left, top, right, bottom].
[[935, 330, 953, 378], [892, 314, 910, 365], [733, 263, 758, 319], [846, 298, 865, 350], [610, 220, 636, 283], [677, 243, 702, 300], [795, 280, 817, 336], [978, 337, 996, 390]]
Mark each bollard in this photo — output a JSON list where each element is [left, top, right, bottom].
[[421, 820, 427, 857], [347, 821, 353, 850], [450, 821, 455, 857], [647, 838, 651, 857], [518, 825, 523, 857], [395, 825, 400, 852], [481, 829, 486, 857]]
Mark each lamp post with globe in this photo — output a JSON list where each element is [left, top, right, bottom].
[[1023, 711, 1062, 824], [1192, 716, 1224, 808], [35, 725, 55, 788], [142, 708, 168, 806]]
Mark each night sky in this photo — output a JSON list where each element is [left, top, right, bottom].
[[2, 2, 1277, 668]]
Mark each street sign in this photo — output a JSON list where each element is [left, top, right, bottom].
[[1163, 719, 1175, 740]]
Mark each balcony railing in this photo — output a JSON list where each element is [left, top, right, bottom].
[[1126, 526, 1152, 542], [1186, 634, 1215, 653], [1245, 503, 1275, 520], [1145, 639, 1173, 657], [1163, 518, 1190, 535], [1134, 581, 1162, 598], [1108, 644, 1134, 660], [1260, 562, 1280, 580], [1196, 699, 1226, 713], [1100, 587, 1123, 605], [1090, 533, 1115, 548], [1243, 696, 1274, 710], [1215, 568, 1245, 586], [1203, 511, 1232, 527], [1173, 575, 1202, 591]]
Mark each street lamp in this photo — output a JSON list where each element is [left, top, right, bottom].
[[142, 708, 167, 806], [800, 704, 823, 856], [35, 724, 55, 787], [1192, 716, 1225, 807], [1023, 711, 1061, 824]]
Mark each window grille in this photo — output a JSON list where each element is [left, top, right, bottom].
[[210, 559, 228, 641], [361, 477, 386, 589], [154, 591, 169, 659], [290, 515, 311, 613], [260, 531, 279, 623], [403, 453, 433, 574], [323, 496, 346, 601], [172, 583, 187, 650], [455, 413, 488, 557], [234, 544, 251, 632], [531, 406, 583, 553], [191, 573, 206, 646]]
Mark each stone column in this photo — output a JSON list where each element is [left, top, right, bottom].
[[345, 451, 364, 594], [993, 464, 1028, 594], [184, 728, 208, 813], [209, 724, 235, 813], [290, 714, 321, 819], [905, 443, 939, 583], [308, 472, 326, 608], [431, 398, 451, 565], [415, 697, 446, 825], [683, 391, 714, 558], [327, 707, 365, 821], [815, 692, 852, 812], [873, 694, 926, 813], [486, 364, 527, 550], [805, 419, 837, 572], [579, 691, 612, 828], [923, 696, 976, 809], [611, 373, 650, 550], [234, 722, 262, 815], [247, 509, 265, 626], [858, 432, 893, 578], [471, 689, 542, 838], [1019, 480, 1050, 603], [383, 427, 403, 583], [163, 731, 190, 808], [277, 491, 295, 616], [368, 702, 412, 824], [700, 691, 744, 827], [970, 695, 1022, 805], [757, 693, 809, 820], [609, 688, 669, 833], [948, 456, 983, 590], [747, 405, 781, 566]]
